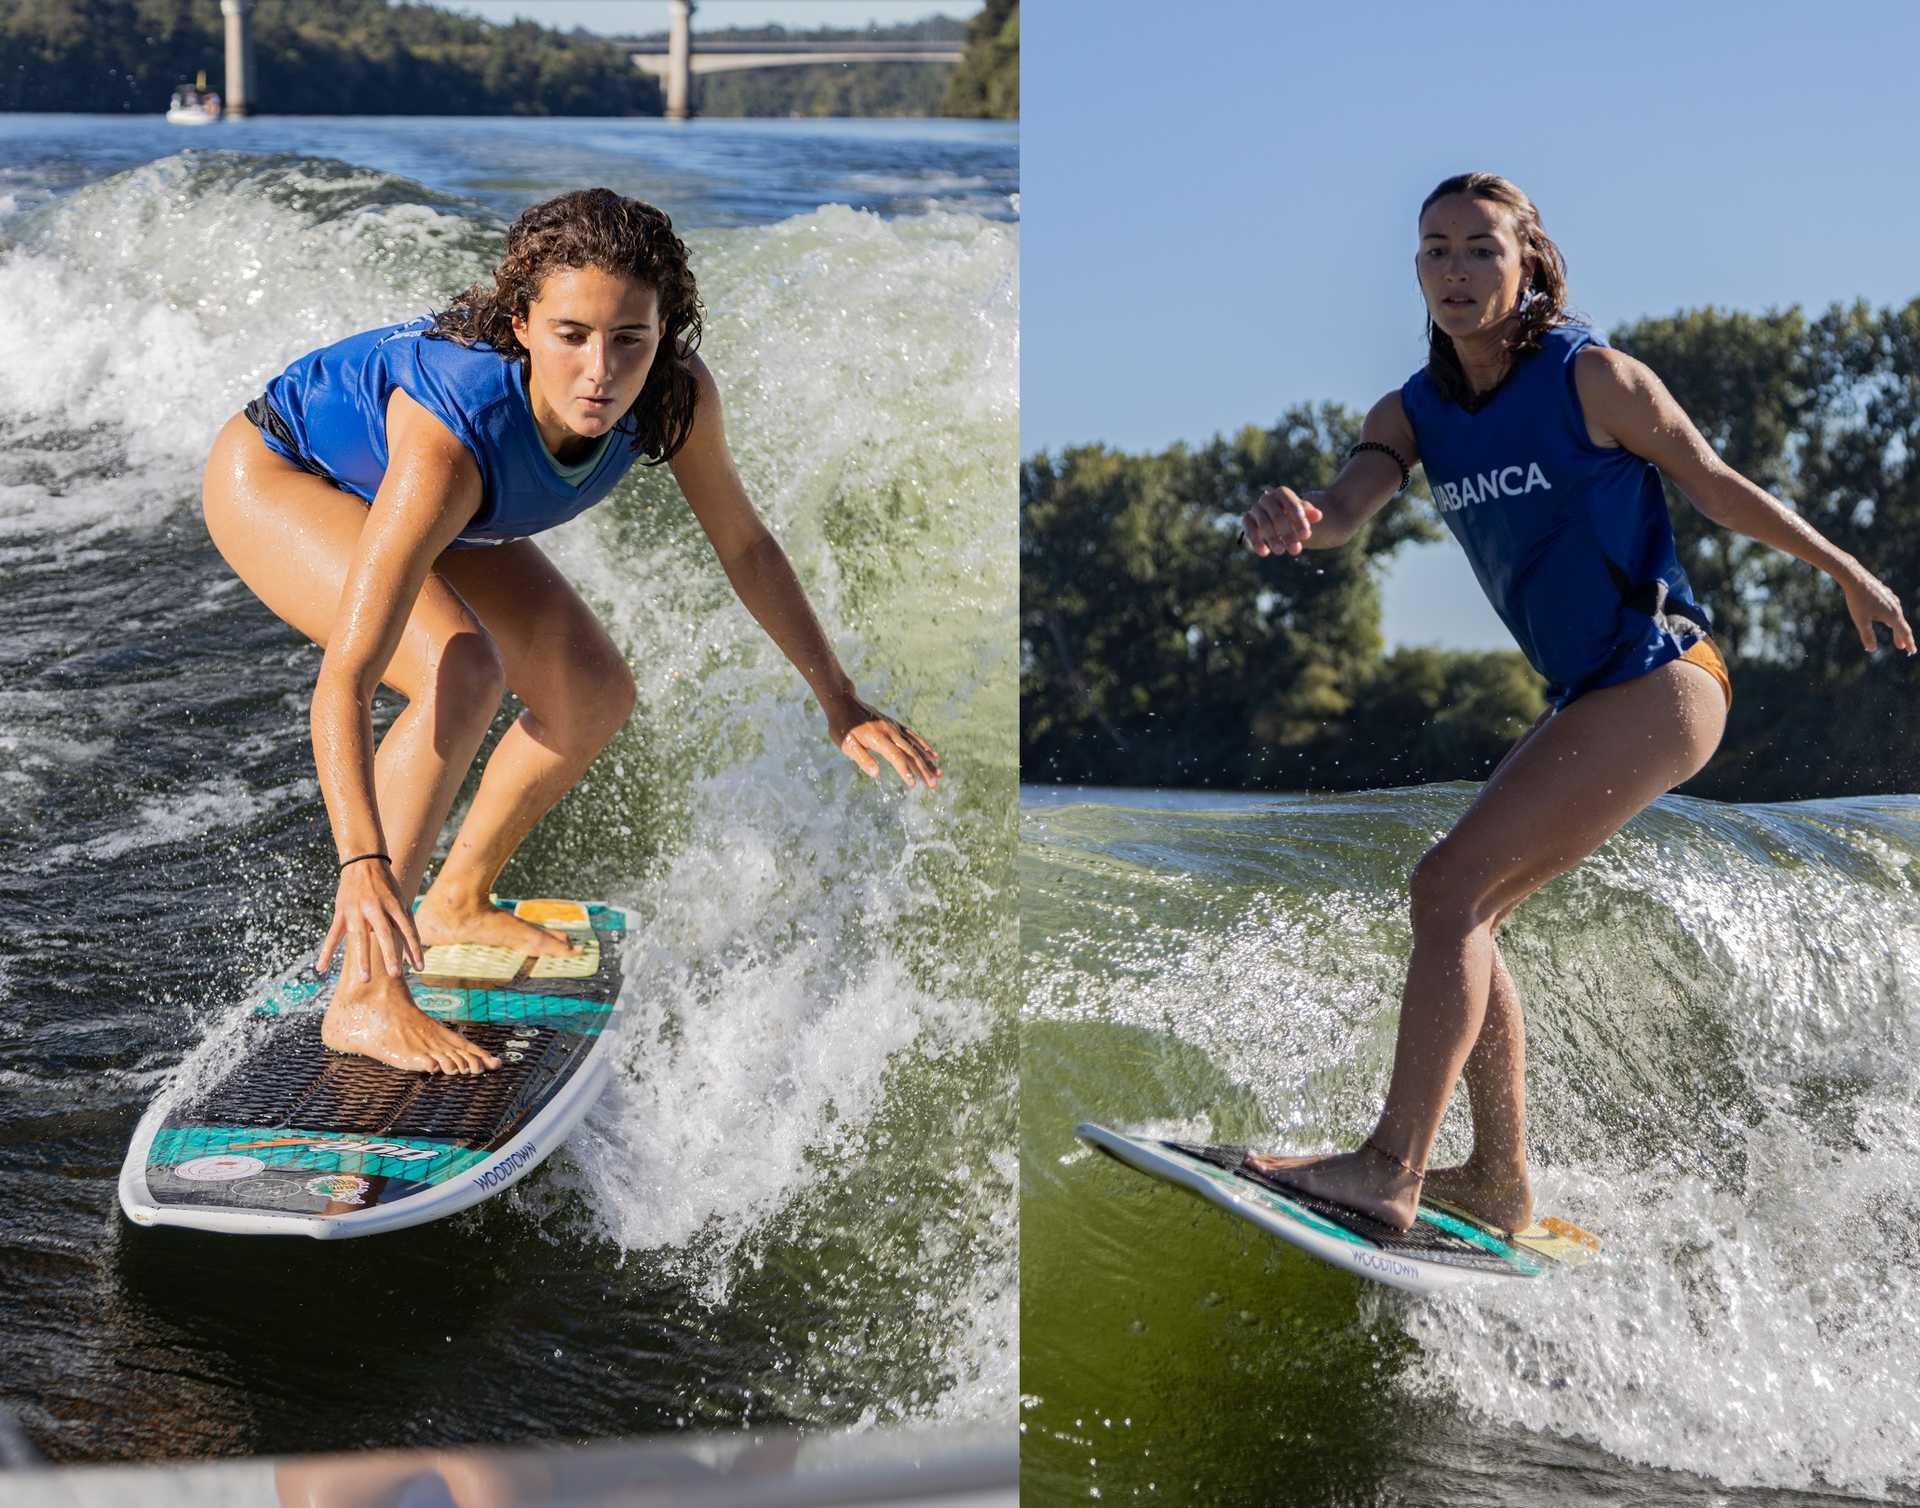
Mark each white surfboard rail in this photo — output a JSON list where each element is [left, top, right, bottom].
[[1077, 1122, 1559, 1295], [118, 900, 631, 1240]]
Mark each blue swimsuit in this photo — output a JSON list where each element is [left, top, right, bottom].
[[255, 317, 639, 548], [1400, 323, 1710, 709]]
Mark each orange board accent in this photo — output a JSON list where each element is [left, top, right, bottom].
[[1538, 1215, 1603, 1250], [515, 898, 592, 926]]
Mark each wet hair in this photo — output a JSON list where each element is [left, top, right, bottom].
[[429, 188, 704, 464], [1418, 172, 1572, 409]]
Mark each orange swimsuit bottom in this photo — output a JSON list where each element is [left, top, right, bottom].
[[1679, 635, 1732, 710]]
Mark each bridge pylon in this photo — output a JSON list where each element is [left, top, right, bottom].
[[666, 0, 695, 120], [219, 0, 256, 116]]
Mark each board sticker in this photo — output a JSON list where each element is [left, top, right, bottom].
[[174, 1155, 266, 1182], [120, 897, 631, 1239]]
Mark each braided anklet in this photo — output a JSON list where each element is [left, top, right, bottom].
[[1362, 1135, 1424, 1181]]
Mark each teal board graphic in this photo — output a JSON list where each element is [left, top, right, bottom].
[[119, 897, 630, 1238], [1077, 1123, 1601, 1295]]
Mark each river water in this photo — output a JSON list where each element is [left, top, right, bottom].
[[1023, 785, 1920, 1506], [0, 115, 1016, 1463]]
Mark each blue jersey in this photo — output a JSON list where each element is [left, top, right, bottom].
[[259, 317, 638, 548], [1400, 323, 1710, 708]]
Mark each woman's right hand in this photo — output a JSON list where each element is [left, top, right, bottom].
[[317, 858, 426, 980], [1839, 564, 1917, 656], [1242, 486, 1324, 557]]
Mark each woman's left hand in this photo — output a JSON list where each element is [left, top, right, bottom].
[[829, 694, 941, 789], [1841, 564, 1917, 656]]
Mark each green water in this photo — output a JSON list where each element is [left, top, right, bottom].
[[1021, 785, 1920, 1506], [0, 120, 1016, 1464]]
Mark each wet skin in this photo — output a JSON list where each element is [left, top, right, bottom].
[[1243, 633, 1726, 1231], [1237, 193, 1913, 1233], [205, 266, 940, 1073]]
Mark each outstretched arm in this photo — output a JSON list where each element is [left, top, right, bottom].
[[668, 356, 939, 788], [1242, 391, 1418, 555], [1575, 345, 1915, 655], [313, 388, 485, 975]]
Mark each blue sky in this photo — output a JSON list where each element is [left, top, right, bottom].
[[440, 1, 981, 33], [1024, 0, 1920, 649]]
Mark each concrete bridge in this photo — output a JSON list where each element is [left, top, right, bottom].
[[207, 0, 961, 122], [624, 39, 966, 73], [619, 1, 963, 118]]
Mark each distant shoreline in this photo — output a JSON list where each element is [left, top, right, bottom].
[[0, 2, 1013, 120], [0, 110, 1015, 124]]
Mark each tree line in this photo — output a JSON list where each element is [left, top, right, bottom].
[[694, 63, 955, 120], [941, 0, 1017, 119], [682, 4, 1016, 119], [613, 13, 978, 120], [0, 0, 1020, 119], [1022, 300, 1920, 802], [0, 0, 660, 114]]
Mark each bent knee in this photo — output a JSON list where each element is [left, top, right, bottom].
[[1408, 842, 1499, 935], [523, 644, 636, 754], [430, 628, 508, 712], [572, 652, 638, 749]]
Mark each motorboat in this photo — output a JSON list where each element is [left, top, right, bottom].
[[166, 80, 221, 124]]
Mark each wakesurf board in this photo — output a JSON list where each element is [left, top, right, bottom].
[[119, 897, 628, 1239], [1077, 1122, 1599, 1294]]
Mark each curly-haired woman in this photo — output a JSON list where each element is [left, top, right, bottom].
[[1236, 172, 1912, 1234], [202, 188, 938, 1076]]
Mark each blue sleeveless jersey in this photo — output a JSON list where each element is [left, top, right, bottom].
[[1400, 324, 1709, 708], [259, 317, 638, 548]]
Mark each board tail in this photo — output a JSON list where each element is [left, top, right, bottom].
[[1510, 1215, 1603, 1266], [1421, 1195, 1602, 1267]]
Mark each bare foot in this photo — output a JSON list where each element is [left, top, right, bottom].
[[1423, 1162, 1533, 1236], [1244, 1147, 1422, 1232], [321, 972, 502, 1075], [415, 890, 581, 958]]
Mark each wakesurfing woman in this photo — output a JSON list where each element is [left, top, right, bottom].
[[1236, 171, 1912, 1233], [202, 189, 939, 1077]]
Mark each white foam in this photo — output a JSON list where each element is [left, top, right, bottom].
[[1401, 1110, 1920, 1495], [0, 730, 112, 769], [532, 205, 1014, 1421], [8, 162, 1019, 1425], [1026, 791, 1920, 1491], [842, 171, 995, 195], [38, 770, 317, 868], [0, 153, 488, 477], [1391, 804, 1920, 1496]]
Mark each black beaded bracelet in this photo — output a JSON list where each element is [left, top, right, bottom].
[[1348, 440, 1411, 494], [338, 851, 391, 872]]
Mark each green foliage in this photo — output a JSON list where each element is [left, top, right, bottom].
[[0, 3, 1005, 119], [1612, 301, 1920, 685], [1024, 299, 1920, 799], [1608, 306, 1806, 658], [695, 62, 951, 119], [0, 0, 662, 114], [941, 0, 1016, 119], [554, 13, 974, 120], [1317, 648, 1544, 790], [1618, 300, 1920, 799], [1021, 405, 1448, 787]]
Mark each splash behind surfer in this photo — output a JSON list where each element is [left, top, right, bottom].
[[202, 189, 938, 1076]]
